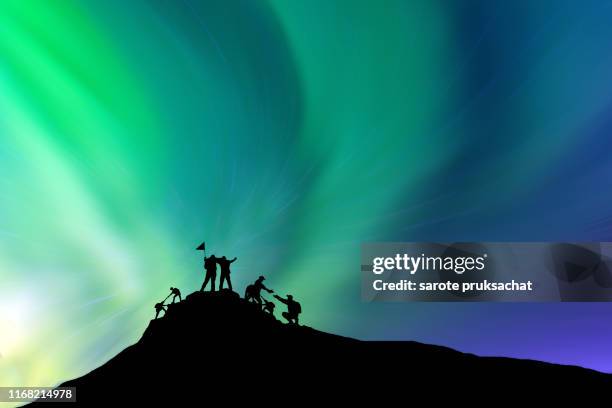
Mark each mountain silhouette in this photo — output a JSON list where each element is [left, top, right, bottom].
[[28, 289, 611, 405]]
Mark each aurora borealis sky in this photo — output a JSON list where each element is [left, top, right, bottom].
[[3, 0, 612, 389]]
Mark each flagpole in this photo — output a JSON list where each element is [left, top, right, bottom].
[[197, 241, 206, 262]]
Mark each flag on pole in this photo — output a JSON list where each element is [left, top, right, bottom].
[[196, 242, 206, 251]]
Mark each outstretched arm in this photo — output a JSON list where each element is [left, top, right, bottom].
[[230, 257, 237, 263], [274, 295, 287, 304]]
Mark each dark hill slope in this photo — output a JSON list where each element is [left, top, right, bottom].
[[29, 290, 612, 406]]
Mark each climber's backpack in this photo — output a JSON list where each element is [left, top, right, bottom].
[[293, 301, 302, 315]]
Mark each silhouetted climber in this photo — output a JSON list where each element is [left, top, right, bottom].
[[200, 255, 218, 292], [166, 287, 182, 303], [217, 256, 237, 291], [154, 302, 167, 319], [274, 294, 301, 325], [244, 276, 273, 306], [261, 296, 275, 316]]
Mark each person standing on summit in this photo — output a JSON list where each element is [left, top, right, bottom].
[[218, 255, 237, 291], [201, 254, 218, 292]]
